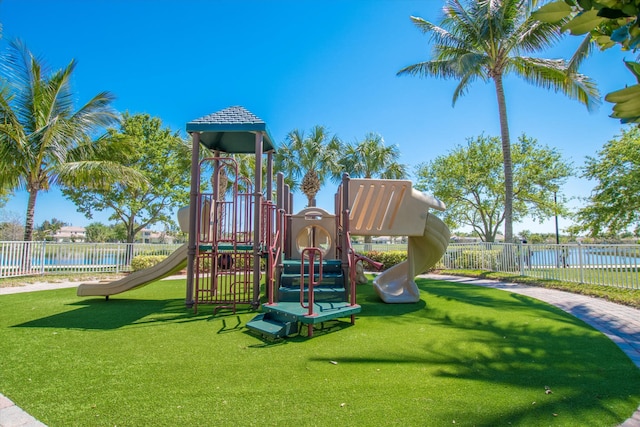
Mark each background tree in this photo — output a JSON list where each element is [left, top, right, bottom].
[[397, 0, 599, 243], [339, 132, 408, 179], [0, 192, 8, 209], [339, 132, 408, 244], [415, 134, 572, 242], [0, 211, 24, 241], [63, 113, 191, 243], [34, 218, 67, 241], [84, 222, 117, 243], [535, 0, 640, 123], [274, 126, 341, 207], [0, 40, 137, 241], [573, 126, 640, 236]]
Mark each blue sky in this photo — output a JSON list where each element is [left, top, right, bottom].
[[0, 0, 634, 236]]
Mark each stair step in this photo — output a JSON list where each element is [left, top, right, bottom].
[[261, 301, 361, 325], [282, 259, 342, 274], [246, 313, 298, 339], [278, 286, 347, 302], [280, 273, 344, 288]]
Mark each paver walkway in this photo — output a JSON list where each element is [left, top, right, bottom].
[[1, 274, 639, 426]]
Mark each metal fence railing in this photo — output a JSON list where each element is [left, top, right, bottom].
[[2, 240, 639, 290], [437, 242, 640, 290], [353, 241, 640, 290], [0, 241, 183, 279]]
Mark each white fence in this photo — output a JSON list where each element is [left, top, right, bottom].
[[0, 241, 182, 278], [440, 242, 640, 290], [356, 241, 640, 290], [2, 241, 639, 290]]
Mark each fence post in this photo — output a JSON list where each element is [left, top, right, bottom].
[[39, 241, 46, 276], [518, 241, 524, 276], [577, 241, 584, 284]]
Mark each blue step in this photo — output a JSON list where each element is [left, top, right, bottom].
[[278, 285, 347, 302], [261, 301, 361, 325], [279, 272, 345, 288], [246, 313, 299, 339], [282, 259, 343, 275]]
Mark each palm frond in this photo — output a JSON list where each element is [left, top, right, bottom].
[[511, 56, 601, 111], [445, 0, 482, 42], [410, 16, 465, 50], [55, 161, 148, 190], [452, 72, 479, 105], [567, 34, 595, 72], [512, 16, 563, 53], [397, 58, 461, 79]]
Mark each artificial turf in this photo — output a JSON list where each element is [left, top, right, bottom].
[[0, 277, 639, 426]]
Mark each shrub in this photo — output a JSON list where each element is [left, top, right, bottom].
[[131, 255, 167, 271], [362, 250, 407, 270], [453, 249, 502, 270]]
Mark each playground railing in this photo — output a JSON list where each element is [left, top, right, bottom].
[[0, 241, 182, 279]]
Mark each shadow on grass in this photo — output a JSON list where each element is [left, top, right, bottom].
[[311, 278, 640, 425], [11, 297, 208, 330]]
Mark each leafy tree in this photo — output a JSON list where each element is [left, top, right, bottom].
[[339, 132, 408, 179], [534, 0, 640, 123], [62, 113, 191, 243], [573, 126, 640, 236], [85, 222, 116, 243], [415, 134, 572, 242], [0, 192, 8, 209], [397, 0, 599, 243], [0, 211, 23, 241], [274, 126, 342, 207], [35, 218, 67, 241], [0, 40, 138, 242], [111, 223, 129, 243]]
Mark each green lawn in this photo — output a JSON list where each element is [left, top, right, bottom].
[[441, 269, 640, 308], [1, 278, 639, 426]]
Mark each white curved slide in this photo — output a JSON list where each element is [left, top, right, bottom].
[[373, 214, 450, 303], [77, 244, 188, 297]]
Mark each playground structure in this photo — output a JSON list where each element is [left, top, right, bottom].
[[77, 106, 450, 339]]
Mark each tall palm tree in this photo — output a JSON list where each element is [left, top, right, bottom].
[[275, 126, 342, 207], [340, 132, 408, 179], [397, 0, 599, 242], [0, 40, 135, 241]]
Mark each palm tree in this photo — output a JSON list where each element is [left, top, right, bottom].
[[0, 40, 134, 241], [397, 0, 599, 242], [275, 126, 342, 207], [340, 132, 408, 179], [340, 132, 408, 245]]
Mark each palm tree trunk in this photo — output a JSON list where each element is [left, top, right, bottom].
[[493, 74, 514, 243], [23, 188, 38, 242], [21, 187, 39, 271]]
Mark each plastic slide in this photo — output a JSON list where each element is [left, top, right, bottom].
[[373, 214, 450, 303], [77, 244, 188, 297]]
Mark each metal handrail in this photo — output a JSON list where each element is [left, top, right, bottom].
[[300, 247, 322, 317], [265, 206, 285, 306]]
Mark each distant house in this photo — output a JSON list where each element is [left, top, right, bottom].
[[54, 226, 86, 242], [136, 229, 175, 244]]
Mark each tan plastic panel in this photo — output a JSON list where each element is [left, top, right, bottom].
[[288, 207, 337, 259], [347, 179, 445, 237]]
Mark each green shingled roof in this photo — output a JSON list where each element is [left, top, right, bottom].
[[186, 106, 276, 153]]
